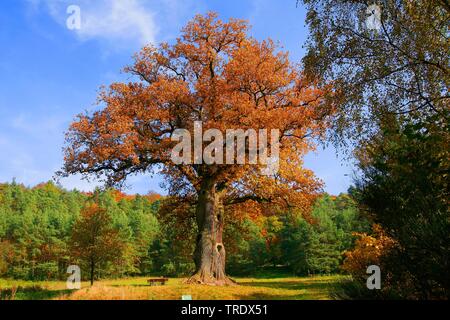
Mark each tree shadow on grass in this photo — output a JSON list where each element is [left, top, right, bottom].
[[110, 284, 146, 287], [110, 282, 171, 288], [236, 279, 335, 300], [1, 286, 73, 300], [235, 291, 324, 300], [238, 279, 333, 291], [229, 266, 296, 279]]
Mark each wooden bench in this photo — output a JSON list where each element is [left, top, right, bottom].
[[147, 278, 169, 286]]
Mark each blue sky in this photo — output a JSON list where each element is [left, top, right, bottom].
[[0, 0, 353, 195]]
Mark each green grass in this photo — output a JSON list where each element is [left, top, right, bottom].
[[0, 275, 348, 300]]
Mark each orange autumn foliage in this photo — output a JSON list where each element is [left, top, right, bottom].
[[342, 224, 397, 278], [110, 190, 162, 203], [61, 12, 333, 215]]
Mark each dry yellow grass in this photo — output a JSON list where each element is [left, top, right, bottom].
[[59, 276, 343, 300], [1, 275, 346, 300]]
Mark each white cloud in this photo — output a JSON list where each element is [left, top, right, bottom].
[[29, 0, 159, 46], [77, 0, 158, 45]]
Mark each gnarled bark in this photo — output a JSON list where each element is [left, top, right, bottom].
[[186, 180, 236, 286]]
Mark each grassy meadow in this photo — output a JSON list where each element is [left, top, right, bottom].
[[0, 275, 347, 300]]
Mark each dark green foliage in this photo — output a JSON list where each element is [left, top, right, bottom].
[[280, 195, 370, 275], [225, 218, 268, 275], [279, 217, 312, 275], [148, 199, 196, 277], [353, 114, 450, 299], [226, 194, 369, 276]]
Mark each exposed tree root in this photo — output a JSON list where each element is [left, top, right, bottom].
[[184, 273, 237, 286]]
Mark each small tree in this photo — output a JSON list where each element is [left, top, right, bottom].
[[70, 204, 125, 285]]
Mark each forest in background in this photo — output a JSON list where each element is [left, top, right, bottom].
[[0, 181, 369, 282]]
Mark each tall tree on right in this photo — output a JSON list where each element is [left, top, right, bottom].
[[300, 0, 449, 144], [300, 0, 449, 299]]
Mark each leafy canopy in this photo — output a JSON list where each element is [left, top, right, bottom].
[[61, 12, 333, 215]]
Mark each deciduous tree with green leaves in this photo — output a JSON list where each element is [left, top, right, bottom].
[[301, 0, 449, 144]]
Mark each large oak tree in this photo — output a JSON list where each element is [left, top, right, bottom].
[[60, 12, 332, 285]]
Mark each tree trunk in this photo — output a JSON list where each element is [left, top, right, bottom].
[[186, 179, 236, 286], [90, 259, 95, 286]]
